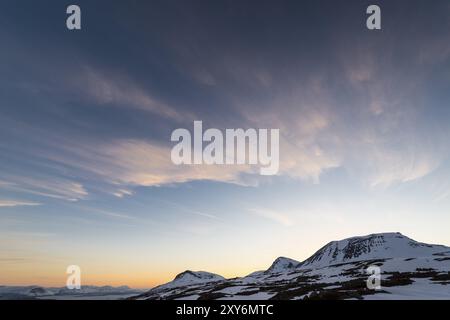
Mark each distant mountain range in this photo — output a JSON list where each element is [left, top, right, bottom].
[[132, 232, 450, 300], [0, 285, 142, 300]]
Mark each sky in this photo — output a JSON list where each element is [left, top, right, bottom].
[[1, 0, 450, 289]]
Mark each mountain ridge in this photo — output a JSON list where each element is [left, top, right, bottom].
[[132, 232, 450, 300]]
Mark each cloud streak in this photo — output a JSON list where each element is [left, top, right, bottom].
[[247, 207, 294, 227], [0, 176, 88, 202], [74, 66, 192, 123], [0, 200, 41, 207]]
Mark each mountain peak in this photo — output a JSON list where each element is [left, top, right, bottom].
[[173, 270, 224, 282], [151, 270, 225, 291], [267, 257, 300, 273], [300, 232, 448, 268]]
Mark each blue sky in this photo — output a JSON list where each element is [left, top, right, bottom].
[[1, 0, 450, 287]]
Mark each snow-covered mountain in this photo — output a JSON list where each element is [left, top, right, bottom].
[[155, 271, 225, 291], [132, 232, 450, 300], [267, 257, 301, 273], [300, 232, 448, 268]]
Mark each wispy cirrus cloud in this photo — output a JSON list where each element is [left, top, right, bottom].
[[46, 139, 256, 188], [1, 0, 448, 200], [0, 200, 41, 207], [0, 177, 88, 202], [73, 66, 193, 123], [247, 207, 294, 227]]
